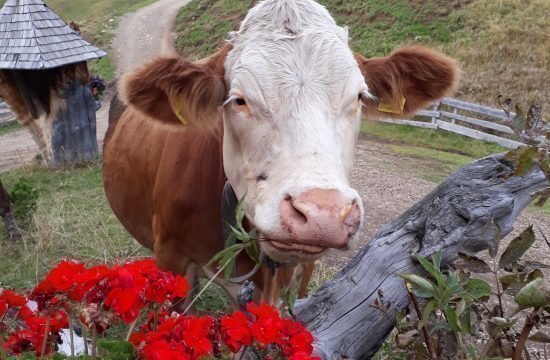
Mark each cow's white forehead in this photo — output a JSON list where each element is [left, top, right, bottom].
[[225, 0, 359, 101], [231, 0, 347, 42]]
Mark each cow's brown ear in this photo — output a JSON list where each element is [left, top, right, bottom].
[[122, 45, 230, 127], [356, 46, 459, 118]]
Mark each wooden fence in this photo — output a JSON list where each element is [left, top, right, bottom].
[[377, 97, 529, 149]]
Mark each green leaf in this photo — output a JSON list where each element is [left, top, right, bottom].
[[504, 146, 538, 176], [245, 231, 260, 264], [444, 306, 460, 334], [419, 300, 436, 330], [401, 274, 435, 298], [207, 243, 244, 267], [280, 286, 299, 312], [413, 253, 445, 288], [529, 331, 550, 343], [459, 309, 473, 334], [454, 253, 492, 273], [463, 278, 492, 300], [498, 226, 536, 269], [500, 273, 527, 295], [514, 278, 550, 308]]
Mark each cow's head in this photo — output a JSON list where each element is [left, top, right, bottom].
[[123, 0, 458, 263]]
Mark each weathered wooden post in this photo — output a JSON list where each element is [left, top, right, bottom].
[[0, 179, 21, 242], [0, 0, 106, 168]]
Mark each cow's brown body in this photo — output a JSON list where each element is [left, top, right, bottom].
[[105, 107, 225, 270]]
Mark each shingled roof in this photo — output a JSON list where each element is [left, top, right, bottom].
[[0, 0, 107, 70]]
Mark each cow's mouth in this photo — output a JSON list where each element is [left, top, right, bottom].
[[267, 240, 325, 254]]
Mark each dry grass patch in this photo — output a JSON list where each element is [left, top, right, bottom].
[[445, 0, 550, 113]]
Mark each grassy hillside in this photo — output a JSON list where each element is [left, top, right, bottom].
[[0, 0, 156, 79], [175, 0, 549, 112]]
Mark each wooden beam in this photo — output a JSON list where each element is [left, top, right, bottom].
[[296, 154, 548, 359]]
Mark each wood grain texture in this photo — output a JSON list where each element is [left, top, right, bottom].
[[295, 153, 549, 359]]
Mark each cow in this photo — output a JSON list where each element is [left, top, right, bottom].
[[103, 0, 458, 305]]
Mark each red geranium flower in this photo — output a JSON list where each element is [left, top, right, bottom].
[[181, 316, 213, 358], [281, 319, 315, 355], [71, 265, 112, 301], [247, 302, 285, 345], [221, 311, 253, 353], [41, 261, 86, 292], [4, 330, 36, 355], [0, 289, 27, 307], [104, 287, 143, 323], [142, 340, 190, 360]]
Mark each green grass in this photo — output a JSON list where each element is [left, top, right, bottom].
[[0, 122, 22, 136], [0, 162, 146, 289], [176, 0, 460, 59], [361, 121, 506, 159]]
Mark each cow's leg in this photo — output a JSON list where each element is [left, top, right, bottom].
[[260, 264, 313, 305], [298, 262, 315, 298]]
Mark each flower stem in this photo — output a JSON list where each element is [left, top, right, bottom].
[[125, 318, 139, 342], [68, 314, 75, 358], [407, 288, 438, 360], [39, 316, 51, 360], [513, 313, 535, 360], [91, 328, 98, 360], [82, 326, 89, 357], [153, 309, 159, 332], [0, 334, 7, 360]]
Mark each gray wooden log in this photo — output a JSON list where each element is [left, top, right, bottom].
[[0, 179, 21, 242], [295, 153, 549, 359], [51, 78, 99, 168]]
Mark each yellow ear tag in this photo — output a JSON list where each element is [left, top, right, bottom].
[[378, 96, 407, 114], [172, 96, 188, 126]]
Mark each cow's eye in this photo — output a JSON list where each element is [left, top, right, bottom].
[[358, 93, 363, 101], [235, 98, 247, 106]]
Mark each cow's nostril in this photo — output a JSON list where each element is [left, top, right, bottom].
[[284, 195, 308, 225]]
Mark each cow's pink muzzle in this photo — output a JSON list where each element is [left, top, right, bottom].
[[275, 188, 361, 252]]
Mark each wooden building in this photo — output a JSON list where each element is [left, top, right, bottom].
[[0, 0, 107, 167]]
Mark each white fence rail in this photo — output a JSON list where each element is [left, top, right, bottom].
[[0, 100, 16, 127], [377, 98, 531, 149]]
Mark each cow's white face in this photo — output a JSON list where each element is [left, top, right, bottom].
[[222, 0, 367, 262]]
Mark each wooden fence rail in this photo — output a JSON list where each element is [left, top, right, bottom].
[[377, 98, 530, 149]]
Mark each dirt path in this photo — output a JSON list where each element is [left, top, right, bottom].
[[0, 0, 189, 173], [112, 0, 190, 77]]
